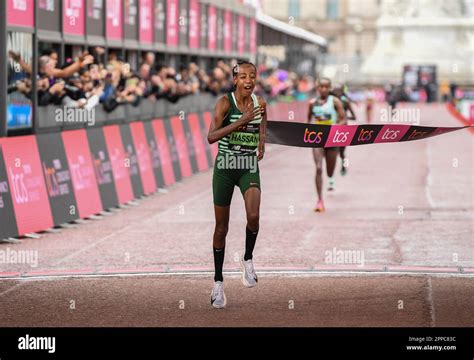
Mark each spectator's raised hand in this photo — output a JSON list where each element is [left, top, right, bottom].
[[80, 54, 94, 67], [8, 51, 21, 62]]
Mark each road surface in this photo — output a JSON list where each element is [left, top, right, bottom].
[[0, 102, 472, 327]]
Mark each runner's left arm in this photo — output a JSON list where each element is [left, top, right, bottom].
[[346, 101, 357, 121], [334, 97, 347, 125], [258, 96, 267, 161], [343, 92, 356, 104]]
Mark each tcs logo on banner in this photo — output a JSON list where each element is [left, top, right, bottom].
[[375, 126, 409, 143], [400, 126, 436, 142], [406, 129, 428, 140], [349, 127, 381, 146], [332, 130, 349, 144], [69, 156, 86, 190], [381, 128, 400, 140], [9, 166, 30, 204], [358, 129, 374, 142], [303, 128, 324, 144], [326, 126, 357, 147]]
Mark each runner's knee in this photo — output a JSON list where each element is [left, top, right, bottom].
[[246, 212, 259, 230], [214, 223, 228, 239]]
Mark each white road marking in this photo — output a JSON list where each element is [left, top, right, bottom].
[[1, 269, 473, 282], [426, 276, 436, 327]]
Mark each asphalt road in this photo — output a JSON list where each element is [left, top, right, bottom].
[[0, 102, 472, 327]]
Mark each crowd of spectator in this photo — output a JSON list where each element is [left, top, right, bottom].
[[8, 47, 318, 113], [11, 45, 465, 120], [254, 64, 315, 103]]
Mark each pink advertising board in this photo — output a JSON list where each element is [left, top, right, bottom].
[[188, 0, 200, 49], [166, 0, 179, 46], [7, 0, 34, 28], [207, 5, 217, 50], [106, 0, 123, 40], [139, 0, 153, 43], [63, 0, 85, 35], [224, 10, 232, 52]]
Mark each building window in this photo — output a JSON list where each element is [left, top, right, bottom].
[[288, 0, 300, 19], [327, 0, 338, 19]]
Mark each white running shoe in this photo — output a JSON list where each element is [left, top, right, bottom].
[[210, 281, 226, 308], [240, 256, 258, 287]]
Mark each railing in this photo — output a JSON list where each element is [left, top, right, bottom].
[[36, 93, 218, 132]]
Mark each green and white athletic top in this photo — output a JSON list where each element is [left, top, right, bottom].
[[311, 95, 337, 125], [218, 92, 262, 155]]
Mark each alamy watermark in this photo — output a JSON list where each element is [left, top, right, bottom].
[[325, 247, 365, 267], [380, 106, 420, 125], [216, 153, 258, 173], [0, 247, 38, 268], [18, 334, 55, 354], [55, 107, 95, 127]]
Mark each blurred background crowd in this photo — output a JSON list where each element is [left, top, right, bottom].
[[8, 47, 322, 112]]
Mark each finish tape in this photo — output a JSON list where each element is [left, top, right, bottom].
[[266, 121, 472, 148]]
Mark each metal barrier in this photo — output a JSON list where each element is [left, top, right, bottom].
[[36, 93, 218, 132], [0, 98, 311, 239]]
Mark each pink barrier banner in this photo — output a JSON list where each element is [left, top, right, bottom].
[[62, 130, 102, 218], [188, 113, 209, 172], [224, 10, 232, 52], [0, 145, 19, 239], [129, 122, 157, 195], [103, 125, 134, 204], [207, 5, 217, 50], [189, 0, 200, 49], [0, 136, 53, 235], [166, 0, 179, 46], [106, 0, 122, 40], [139, 0, 153, 43], [151, 119, 175, 186], [170, 116, 193, 178], [7, 0, 35, 28], [36, 132, 79, 226], [203, 112, 218, 160], [63, 0, 85, 35]]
